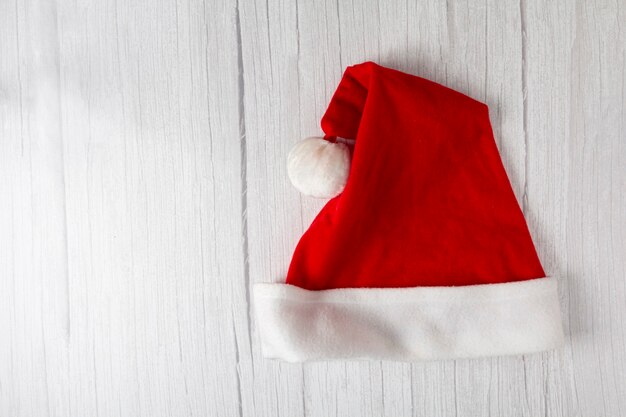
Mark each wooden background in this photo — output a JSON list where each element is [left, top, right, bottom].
[[1, 0, 625, 415]]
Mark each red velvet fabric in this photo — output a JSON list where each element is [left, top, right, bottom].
[[286, 62, 545, 290]]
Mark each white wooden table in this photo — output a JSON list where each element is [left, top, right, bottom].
[[2, 0, 625, 415]]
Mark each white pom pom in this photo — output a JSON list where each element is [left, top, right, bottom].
[[287, 137, 351, 198]]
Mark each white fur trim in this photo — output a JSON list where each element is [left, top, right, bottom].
[[253, 278, 564, 362], [287, 137, 351, 198]]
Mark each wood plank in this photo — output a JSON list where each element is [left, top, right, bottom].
[[0, 0, 70, 415], [524, 0, 626, 416], [237, 0, 308, 415], [55, 0, 252, 415], [438, 2, 536, 416], [296, 1, 384, 416], [517, 3, 577, 416]]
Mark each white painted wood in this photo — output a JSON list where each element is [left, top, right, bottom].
[[1, 0, 625, 415]]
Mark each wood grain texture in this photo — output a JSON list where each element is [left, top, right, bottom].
[[1, 0, 625, 416]]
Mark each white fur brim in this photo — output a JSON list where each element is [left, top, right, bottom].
[[253, 278, 564, 362]]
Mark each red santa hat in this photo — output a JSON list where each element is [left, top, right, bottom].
[[254, 62, 564, 362]]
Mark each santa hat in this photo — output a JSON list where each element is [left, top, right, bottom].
[[254, 62, 564, 362]]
